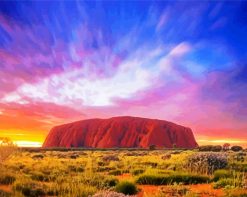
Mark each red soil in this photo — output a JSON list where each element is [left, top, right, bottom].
[[0, 185, 11, 193]]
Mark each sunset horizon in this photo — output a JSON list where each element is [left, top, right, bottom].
[[2, 115, 247, 148]]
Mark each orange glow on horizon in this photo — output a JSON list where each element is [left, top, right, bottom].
[[0, 130, 45, 147], [14, 140, 42, 147]]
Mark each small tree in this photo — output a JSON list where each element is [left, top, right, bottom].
[[231, 146, 243, 152], [211, 145, 222, 152], [223, 143, 230, 151], [0, 137, 17, 163]]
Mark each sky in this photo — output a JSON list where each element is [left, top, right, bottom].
[[0, 1, 246, 147]]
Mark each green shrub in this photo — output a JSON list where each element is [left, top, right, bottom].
[[136, 173, 210, 185], [213, 169, 231, 181], [131, 169, 145, 176], [122, 169, 129, 174], [229, 163, 247, 171], [136, 174, 165, 185], [213, 177, 243, 189], [14, 182, 46, 197], [97, 161, 106, 166], [0, 174, 16, 184], [109, 170, 122, 176], [103, 177, 119, 187], [213, 178, 236, 189], [97, 166, 116, 172], [30, 172, 49, 182], [115, 181, 138, 195]]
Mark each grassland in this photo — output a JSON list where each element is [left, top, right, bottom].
[[0, 147, 247, 197]]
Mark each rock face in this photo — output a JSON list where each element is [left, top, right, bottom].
[[42, 116, 198, 148]]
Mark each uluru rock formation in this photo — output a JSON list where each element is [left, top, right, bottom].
[[43, 116, 198, 148]]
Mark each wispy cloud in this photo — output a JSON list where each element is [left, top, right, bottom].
[[0, 1, 246, 145]]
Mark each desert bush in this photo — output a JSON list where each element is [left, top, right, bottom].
[[124, 151, 147, 156], [109, 170, 122, 176], [187, 153, 228, 174], [231, 146, 243, 152], [212, 145, 223, 152], [70, 154, 79, 159], [14, 182, 46, 197], [102, 155, 119, 162], [0, 137, 17, 163], [30, 171, 49, 182], [131, 169, 145, 176], [97, 166, 116, 172], [115, 181, 138, 195], [47, 182, 97, 197], [229, 163, 247, 172], [98, 161, 106, 166], [223, 189, 247, 197], [213, 169, 231, 181], [161, 153, 171, 160], [78, 151, 87, 156], [213, 178, 243, 189], [136, 173, 210, 185], [0, 174, 16, 184], [80, 175, 119, 189], [92, 191, 130, 197], [170, 150, 183, 154], [199, 145, 222, 152], [67, 165, 84, 172], [57, 153, 66, 159], [233, 152, 246, 162], [77, 166, 85, 172], [31, 154, 44, 160], [149, 145, 156, 150], [104, 177, 119, 187], [122, 169, 129, 174], [199, 145, 214, 151], [142, 161, 158, 168]]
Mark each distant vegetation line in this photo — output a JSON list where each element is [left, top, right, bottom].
[[19, 147, 194, 152], [19, 144, 246, 152]]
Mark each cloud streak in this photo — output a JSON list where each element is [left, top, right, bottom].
[[0, 1, 246, 145]]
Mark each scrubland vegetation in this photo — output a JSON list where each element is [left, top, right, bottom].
[[0, 143, 247, 196]]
